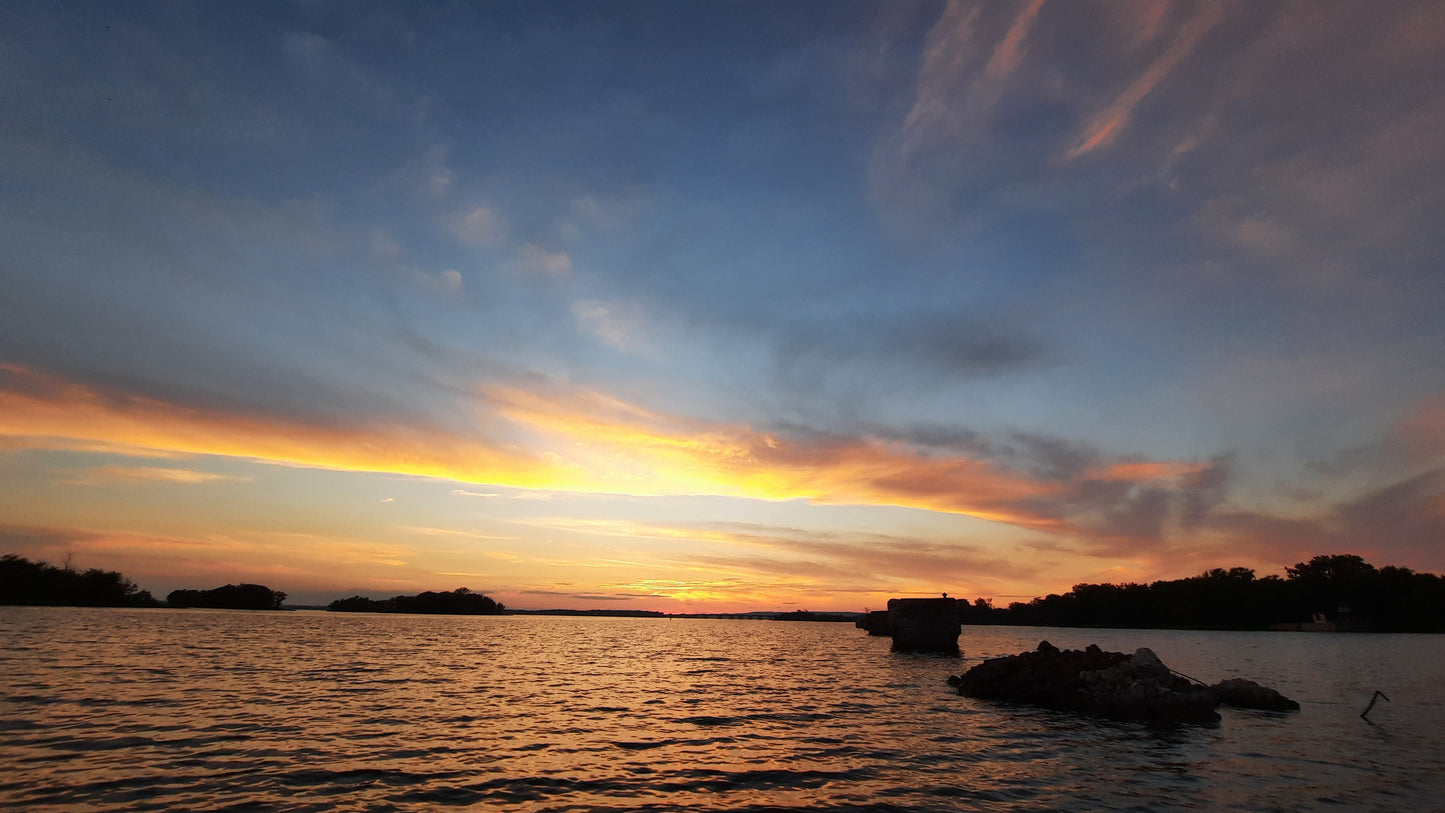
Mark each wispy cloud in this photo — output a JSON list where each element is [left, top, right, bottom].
[[1068, 1, 1224, 157], [985, 0, 1046, 79], [900, 0, 983, 155], [406, 267, 466, 296], [0, 362, 544, 487], [448, 205, 509, 245], [3, 362, 1229, 542], [572, 300, 653, 355], [65, 466, 250, 486], [512, 244, 572, 276]]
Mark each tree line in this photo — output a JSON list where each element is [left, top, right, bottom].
[[0, 554, 285, 610], [328, 587, 505, 615], [956, 554, 1445, 632], [167, 583, 286, 610], [0, 554, 157, 607]]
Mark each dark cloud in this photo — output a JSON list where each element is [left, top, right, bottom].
[[1095, 487, 1173, 548], [0, 523, 87, 551], [1336, 467, 1445, 559], [1197, 467, 1444, 571], [1303, 445, 1377, 478], [1001, 432, 1101, 482], [1180, 454, 1232, 528], [865, 423, 994, 455], [776, 311, 1045, 381]]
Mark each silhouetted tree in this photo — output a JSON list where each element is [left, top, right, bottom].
[[0, 554, 157, 607], [951, 554, 1445, 632], [167, 583, 286, 610], [327, 587, 505, 615]]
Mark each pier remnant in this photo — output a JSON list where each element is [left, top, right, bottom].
[[887, 597, 960, 652], [1360, 689, 1390, 720], [857, 610, 891, 636]]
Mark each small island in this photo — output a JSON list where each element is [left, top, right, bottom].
[[328, 587, 505, 615], [168, 584, 287, 610]]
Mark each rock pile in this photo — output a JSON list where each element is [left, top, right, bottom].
[[949, 641, 1298, 725]]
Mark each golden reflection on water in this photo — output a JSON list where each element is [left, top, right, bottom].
[[1, 609, 1443, 811]]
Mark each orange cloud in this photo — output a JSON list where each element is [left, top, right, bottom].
[[484, 384, 1061, 524], [985, 0, 1046, 78], [1069, 1, 1223, 158], [0, 363, 546, 486], [69, 466, 250, 485], [1, 363, 1213, 535], [1084, 460, 1209, 482]]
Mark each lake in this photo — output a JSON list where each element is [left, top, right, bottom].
[[2, 607, 1442, 811]]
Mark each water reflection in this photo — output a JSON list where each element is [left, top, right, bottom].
[[1, 609, 1441, 811]]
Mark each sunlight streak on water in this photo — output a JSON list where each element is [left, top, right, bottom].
[[1, 608, 1442, 810]]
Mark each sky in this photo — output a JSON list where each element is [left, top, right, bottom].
[[2, 1, 1443, 610]]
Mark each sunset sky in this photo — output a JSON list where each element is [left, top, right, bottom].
[[2, 1, 1443, 610]]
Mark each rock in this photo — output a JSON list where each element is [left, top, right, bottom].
[[1209, 678, 1300, 711], [957, 642, 1220, 725], [1128, 647, 1169, 679]]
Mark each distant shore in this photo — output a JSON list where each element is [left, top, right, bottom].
[[6, 552, 1443, 632]]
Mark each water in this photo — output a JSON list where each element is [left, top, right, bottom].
[[2, 608, 1442, 811]]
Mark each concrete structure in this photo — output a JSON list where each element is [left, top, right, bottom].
[[886, 597, 960, 652], [859, 610, 891, 636]]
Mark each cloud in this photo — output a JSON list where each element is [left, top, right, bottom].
[[498, 514, 1043, 598], [395, 525, 513, 541], [421, 145, 453, 196], [568, 189, 652, 232], [3, 360, 1207, 544], [482, 383, 1231, 543], [1398, 396, 1445, 459], [1179, 454, 1232, 528], [775, 311, 1046, 385], [408, 267, 466, 296], [984, 0, 1047, 79], [451, 488, 553, 501], [449, 205, 509, 245], [0, 360, 1371, 570], [693, 534, 1039, 593], [519, 589, 670, 602], [65, 466, 250, 486], [0, 523, 224, 557], [512, 244, 572, 276], [1188, 463, 1445, 574], [0, 520, 455, 598], [1068, 1, 1224, 158], [900, 0, 984, 156], [572, 300, 652, 355], [0, 136, 481, 433], [1335, 467, 1445, 560], [0, 362, 545, 488]]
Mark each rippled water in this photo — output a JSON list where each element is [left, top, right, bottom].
[[2, 608, 1442, 811]]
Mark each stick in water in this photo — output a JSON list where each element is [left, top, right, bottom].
[[1361, 690, 1390, 720]]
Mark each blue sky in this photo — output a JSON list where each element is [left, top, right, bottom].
[[2, 1, 1442, 608]]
